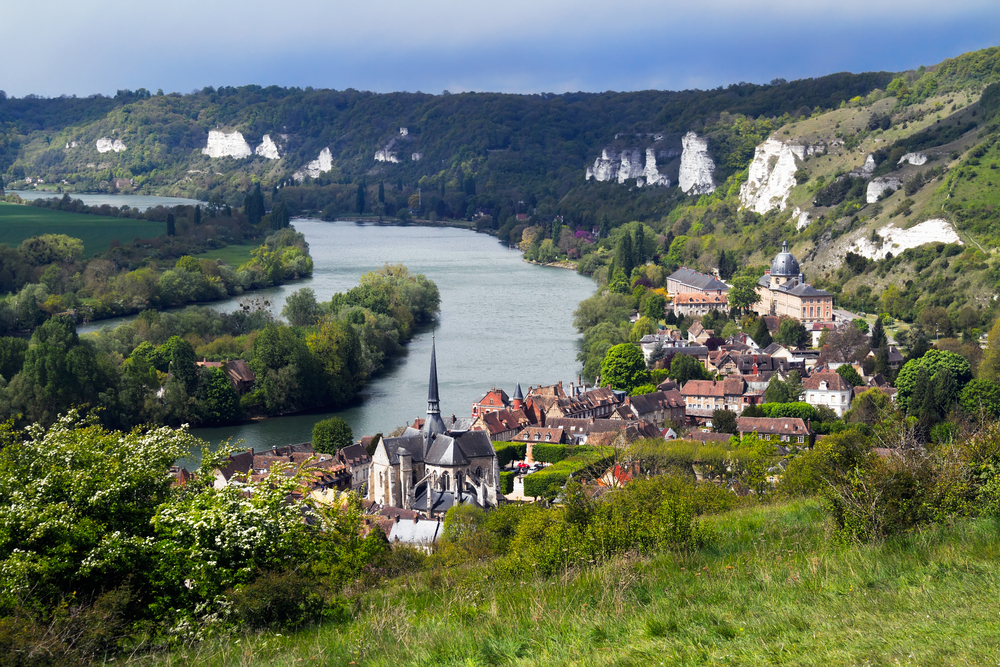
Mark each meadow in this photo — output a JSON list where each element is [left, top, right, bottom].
[[0, 202, 162, 255], [193, 243, 255, 267], [138, 500, 1000, 667]]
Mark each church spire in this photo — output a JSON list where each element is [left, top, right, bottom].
[[422, 335, 446, 450]]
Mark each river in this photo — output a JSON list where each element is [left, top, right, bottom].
[[7, 190, 204, 210], [81, 218, 596, 466]]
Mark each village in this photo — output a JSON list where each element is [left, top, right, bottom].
[[195, 242, 907, 550]]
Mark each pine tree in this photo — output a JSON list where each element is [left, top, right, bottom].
[[870, 317, 887, 349], [166, 212, 175, 237], [193, 205, 202, 225], [243, 183, 265, 225], [751, 318, 772, 349], [633, 224, 646, 267], [356, 183, 366, 215], [599, 214, 611, 239], [616, 233, 634, 279], [378, 181, 385, 204]]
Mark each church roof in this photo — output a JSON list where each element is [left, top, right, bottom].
[[513, 383, 523, 400], [668, 267, 729, 292], [381, 428, 425, 465], [425, 435, 469, 466]]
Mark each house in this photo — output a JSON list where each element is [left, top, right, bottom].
[[471, 408, 529, 442], [673, 292, 728, 317], [542, 417, 657, 445], [335, 443, 372, 493], [687, 321, 714, 344], [545, 386, 624, 420], [471, 387, 510, 417], [585, 421, 661, 447], [736, 417, 815, 446], [754, 242, 834, 324], [638, 332, 689, 363], [680, 378, 747, 424], [370, 340, 500, 515], [803, 371, 853, 417], [866, 346, 905, 371], [512, 426, 569, 447], [195, 357, 256, 394], [666, 267, 729, 297], [626, 390, 686, 426]]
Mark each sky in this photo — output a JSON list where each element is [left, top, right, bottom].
[[4, 0, 1000, 98]]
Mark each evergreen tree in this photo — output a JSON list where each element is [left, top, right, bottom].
[[243, 183, 265, 225], [910, 366, 930, 417], [378, 180, 385, 204], [204, 368, 240, 423], [874, 343, 891, 376], [633, 225, 646, 266], [934, 366, 957, 419], [616, 233, 634, 279], [551, 219, 561, 242], [870, 317, 887, 349], [224, 204, 232, 217], [599, 214, 611, 239], [166, 212, 176, 237], [271, 201, 290, 230], [717, 249, 737, 281], [464, 174, 476, 196], [356, 183, 366, 215], [193, 205, 202, 225], [751, 318, 772, 348]]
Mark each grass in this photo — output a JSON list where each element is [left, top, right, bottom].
[[193, 243, 256, 267], [0, 202, 162, 255], [136, 499, 1000, 666]]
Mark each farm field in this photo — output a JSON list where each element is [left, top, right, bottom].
[[193, 243, 255, 267], [0, 202, 162, 255]]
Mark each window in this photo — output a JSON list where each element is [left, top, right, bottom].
[[797, 436, 805, 443]]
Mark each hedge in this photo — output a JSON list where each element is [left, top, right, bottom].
[[531, 443, 568, 463], [522, 447, 615, 498], [499, 471, 516, 495], [760, 402, 817, 421], [494, 442, 527, 467]]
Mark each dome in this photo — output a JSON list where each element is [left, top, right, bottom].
[[770, 241, 800, 276]]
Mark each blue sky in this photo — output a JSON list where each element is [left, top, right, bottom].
[[4, 1, 999, 97]]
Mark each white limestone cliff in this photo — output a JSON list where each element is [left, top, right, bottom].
[[849, 219, 962, 260], [254, 135, 280, 160], [399, 127, 408, 137], [739, 138, 816, 213], [375, 138, 400, 163], [586, 148, 620, 182], [849, 154, 876, 178], [293, 147, 334, 181], [642, 148, 669, 187], [899, 152, 928, 166], [793, 207, 812, 230], [95, 137, 127, 153], [202, 130, 252, 159], [866, 176, 902, 204], [616, 149, 645, 184], [411, 153, 423, 161], [679, 132, 715, 195]]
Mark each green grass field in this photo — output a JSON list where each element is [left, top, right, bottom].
[[0, 202, 163, 255], [193, 243, 255, 267], [139, 500, 1000, 666]]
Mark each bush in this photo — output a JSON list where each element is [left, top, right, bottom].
[[760, 402, 817, 421], [531, 443, 568, 463], [312, 416, 353, 454], [522, 447, 615, 498], [499, 470, 515, 494], [493, 442, 527, 467], [523, 470, 570, 498], [227, 569, 341, 629]]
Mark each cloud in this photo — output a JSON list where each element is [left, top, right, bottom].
[[2, 1, 999, 97]]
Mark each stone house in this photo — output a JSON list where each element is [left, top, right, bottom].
[[680, 378, 747, 424], [736, 417, 815, 446], [803, 371, 853, 417]]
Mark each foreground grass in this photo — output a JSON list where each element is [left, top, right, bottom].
[[0, 202, 162, 254], [139, 500, 1000, 666]]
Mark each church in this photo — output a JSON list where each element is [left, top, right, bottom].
[[754, 242, 833, 323], [369, 338, 501, 515]]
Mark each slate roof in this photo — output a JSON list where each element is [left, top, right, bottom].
[[336, 444, 371, 467], [628, 390, 686, 415], [426, 436, 469, 466], [381, 428, 426, 465], [668, 267, 729, 292]]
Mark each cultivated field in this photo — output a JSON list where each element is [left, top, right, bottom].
[[0, 202, 162, 255]]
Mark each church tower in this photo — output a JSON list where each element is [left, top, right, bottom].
[[421, 336, 447, 456]]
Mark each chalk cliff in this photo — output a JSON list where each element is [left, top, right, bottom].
[[739, 138, 819, 213], [899, 152, 928, 166], [202, 130, 252, 159], [293, 147, 334, 181], [849, 219, 962, 260], [95, 137, 127, 153], [255, 135, 280, 160], [866, 176, 903, 204], [585, 147, 669, 186], [678, 132, 715, 195]]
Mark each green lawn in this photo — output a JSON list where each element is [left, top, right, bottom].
[[139, 500, 1000, 666], [0, 202, 162, 255], [193, 243, 255, 267]]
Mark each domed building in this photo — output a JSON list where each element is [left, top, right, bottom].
[[755, 242, 833, 323]]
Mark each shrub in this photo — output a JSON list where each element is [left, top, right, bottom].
[[493, 442, 527, 467], [760, 402, 818, 421], [523, 470, 570, 498], [499, 470, 515, 494], [531, 443, 568, 463], [227, 569, 340, 629]]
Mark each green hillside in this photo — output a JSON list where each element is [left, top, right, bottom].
[[0, 202, 162, 254]]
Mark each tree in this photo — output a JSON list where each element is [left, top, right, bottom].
[[727, 276, 761, 315], [629, 317, 657, 343], [356, 183, 366, 215], [836, 364, 864, 387], [312, 416, 354, 454], [959, 379, 1000, 419], [750, 317, 772, 348], [775, 318, 809, 348], [895, 349, 973, 413], [978, 318, 1000, 383], [271, 201, 290, 230], [712, 408, 738, 434], [194, 205, 202, 225], [378, 181, 385, 204], [599, 343, 649, 392], [644, 293, 666, 321], [204, 368, 241, 422], [166, 212, 176, 237], [717, 249, 737, 281], [764, 371, 803, 404], [670, 353, 709, 385], [244, 183, 265, 225], [870, 317, 887, 349], [282, 288, 319, 326], [851, 318, 869, 335], [616, 233, 634, 279]]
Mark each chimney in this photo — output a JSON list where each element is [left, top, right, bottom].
[[394, 513, 400, 523], [413, 516, 418, 524]]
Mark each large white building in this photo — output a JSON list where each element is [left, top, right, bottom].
[[803, 371, 853, 417], [755, 242, 834, 323]]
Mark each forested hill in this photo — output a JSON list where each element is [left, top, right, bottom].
[[1, 71, 893, 212]]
